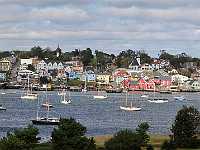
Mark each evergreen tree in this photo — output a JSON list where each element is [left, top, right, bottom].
[[171, 106, 200, 148]]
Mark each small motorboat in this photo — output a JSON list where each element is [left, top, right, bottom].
[[0, 105, 6, 111], [174, 96, 185, 101], [141, 95, 149, 98], [148, 98, 168, 103], [93, 95, 107, 99]]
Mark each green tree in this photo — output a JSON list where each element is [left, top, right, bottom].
[[51, 118, 96, 150], [171, 106, 200, 148], [80, 48, 94, 66], [27, 64, 35, 72], [104, 123, 150, 150], [0, 125, 39, 150], [30, 46, 43, 58]]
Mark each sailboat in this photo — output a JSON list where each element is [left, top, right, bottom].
[[21, 74, 37, 100], [58, 89, 65, 96], [32, 85, 59, 125], [148, 83, 168, 103], [82, 71, 87, 92], [93, 86, 107, 99], [61, 91, 71, 104], [41, 86, 53, 108], [120, 91, 141, 111]]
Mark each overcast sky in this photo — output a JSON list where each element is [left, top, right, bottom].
[[0, 0, 200, 57]]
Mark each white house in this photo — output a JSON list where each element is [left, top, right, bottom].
[[171, 74, 189, 84], [57, 62, 64, 70], [20, 58, 32, 65]]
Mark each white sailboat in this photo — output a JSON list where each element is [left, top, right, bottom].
[[0, 104, 6, 111], [32, 85, 59, 125], [61, 91, 71, 104], [120, 91, 141, 111], [82, 71, 87, 93], [58, 89, 65, 96], [93, 86, 107, 99], [148, 83, 168, 103], [21, 74, 37, 100], [41, 86, 53, 108]]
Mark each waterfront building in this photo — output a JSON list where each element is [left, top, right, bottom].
[[0, 58, 11, 72], [96, 74, 110, 84], [0, 72, 6, 81]]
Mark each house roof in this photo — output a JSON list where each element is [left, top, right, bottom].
[[129, 58, 139, 66]]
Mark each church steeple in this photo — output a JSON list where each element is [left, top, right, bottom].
[[56, 44, 62, 57]]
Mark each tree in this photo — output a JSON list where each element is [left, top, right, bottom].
[[27, 64, 35, 72], [30, 46, 43, 58], [171, 106, 200, 148], [80, 48, 93, 66], [104, 123, 150, 150], [51, 118, 96, 150], [0, 125, 39, 150]]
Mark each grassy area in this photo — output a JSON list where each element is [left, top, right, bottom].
[[32, 134, 200, 150]]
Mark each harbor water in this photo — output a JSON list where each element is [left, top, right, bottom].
[[0, 89, 200, 141]]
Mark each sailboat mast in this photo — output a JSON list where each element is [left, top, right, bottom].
[[27, 73, 30, 94], [46, 85, 49, 119], [125, 91, 128, 106], [84, 70, 87, 90], [36, 95, 39, 120]]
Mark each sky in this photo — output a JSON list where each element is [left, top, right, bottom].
[[0, 0, 200, 57]]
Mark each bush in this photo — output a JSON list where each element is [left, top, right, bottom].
[[51, 118, 96, 150], [0, 125, 39, 150], [104, 123, 150, 150]]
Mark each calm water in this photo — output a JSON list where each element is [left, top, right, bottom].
[[0, 89, 200, 141]]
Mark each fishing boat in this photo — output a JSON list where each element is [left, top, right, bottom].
[[0, 105, 6, 111], [120, 91, 141, 111], [61, 92, 71, 104], [21, 74, 37, 100], [32, 85, 59, 125]]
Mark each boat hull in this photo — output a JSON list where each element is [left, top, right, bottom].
[[93, 96, 107, 99], [148, 99, 168, 103], [32, 118, 59, 125], [61, 100, 71, 104], [120, 106, 141, 111], [21, 95, 37, 100]]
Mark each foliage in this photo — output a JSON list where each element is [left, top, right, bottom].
[[80, 48, 93, 66], [0, 125, 39, 150], [40, 76, 50, 84], [136, 122, 150, 145], [104, 123, 150, 150], [27, 64, 36, 72], [67, 79, 83, 86], [51, 118, 96, 150], [171, 106, 200, 148]]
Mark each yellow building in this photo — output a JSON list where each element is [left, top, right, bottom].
[[0, 58, 11, 72], [96, 74, 110, 84]]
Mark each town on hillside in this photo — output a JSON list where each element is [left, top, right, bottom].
[[0, 46, 200, 93]]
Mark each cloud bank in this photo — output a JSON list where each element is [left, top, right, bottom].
[[0, 0, 200, 56]]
